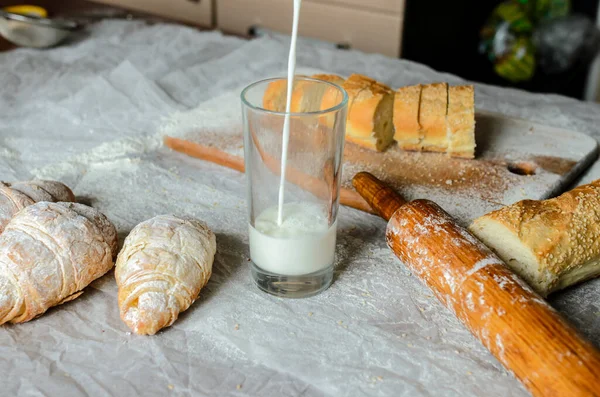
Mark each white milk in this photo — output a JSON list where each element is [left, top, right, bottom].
[[250, 202, 336, 276], [277, 0, 302, 225]]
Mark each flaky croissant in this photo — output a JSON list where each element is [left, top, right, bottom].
[[0, 180, 76, 234], [115, 215, 216, 335], [0, 202, 117, 324]]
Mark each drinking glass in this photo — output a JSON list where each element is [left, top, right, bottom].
[[241, 76, 348, 298]]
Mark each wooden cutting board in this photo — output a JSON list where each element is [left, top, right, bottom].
[[163, 92, 598, 225]]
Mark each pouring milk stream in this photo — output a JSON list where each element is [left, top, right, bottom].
[[277, 0, 301, 226], [249, 0, 338, 276]]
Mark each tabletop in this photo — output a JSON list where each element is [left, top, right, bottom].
[[0, 19, 599, 397]]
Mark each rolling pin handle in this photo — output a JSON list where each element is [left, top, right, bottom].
[[352, 172, 407, 221]]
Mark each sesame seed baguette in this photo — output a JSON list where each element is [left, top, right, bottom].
[[469, 179, 600, 296]]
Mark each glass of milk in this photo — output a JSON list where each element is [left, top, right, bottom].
[[241, 76, 348, 298]]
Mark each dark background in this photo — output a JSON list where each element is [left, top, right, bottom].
[[402, 0, 599, 99]]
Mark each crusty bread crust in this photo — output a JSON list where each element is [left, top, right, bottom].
[[469, 179, 600, 296], [313, 74, 345, 87]]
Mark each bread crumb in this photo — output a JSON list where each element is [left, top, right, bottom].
[[338, 320, 344, 325], [308, 312, 313, 317], [401, 333, 407, 338], [236, 384, 242, 390], [377, 376, 383, 381], [234, 324, 239, 330], [167, 384, 174, 390], [466, 371, 472, 376]]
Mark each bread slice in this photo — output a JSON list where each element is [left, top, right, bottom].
[[419, 82, 448, 152], [263, 74, 344, 113], [262, 76, 308, 112], [262, 79, 288, 112], [447, 85, 476, 158], [313, 74, 345, 87], [343, 74, 394, 152], [314, 74, 345, 111], [469, 179, 600, 297], [312, 74, 346, 129], [291, 76, 332, 113], [392, 83, 477, 157], [393, 84, 422, 150]]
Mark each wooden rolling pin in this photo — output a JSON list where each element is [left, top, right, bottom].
[[352, 172, 600, 397], [164, 135, 372, 213]]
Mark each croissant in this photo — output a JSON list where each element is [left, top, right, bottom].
[[0, 180, 76, 234], [0, 202, 117, 324], [115, 215, 216, 335]]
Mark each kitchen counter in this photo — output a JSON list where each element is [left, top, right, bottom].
[[0, 19, 599, 397]]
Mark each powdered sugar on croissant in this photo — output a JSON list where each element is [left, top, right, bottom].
[[0, 183, 34, 235], [0, 180, 76, 234], [115, 215, 216, 335], [0, 202, 117, 324]]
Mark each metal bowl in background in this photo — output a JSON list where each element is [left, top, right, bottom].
[[0, 6, 82, 48]]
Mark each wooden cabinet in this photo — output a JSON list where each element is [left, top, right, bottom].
[[90, 0, 406, 58], [91, 0, 213, 27], [216, 0, 406, 58], [309, 0, 404, 14]]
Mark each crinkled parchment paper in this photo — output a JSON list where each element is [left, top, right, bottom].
[[0, 20, 598, 397]]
